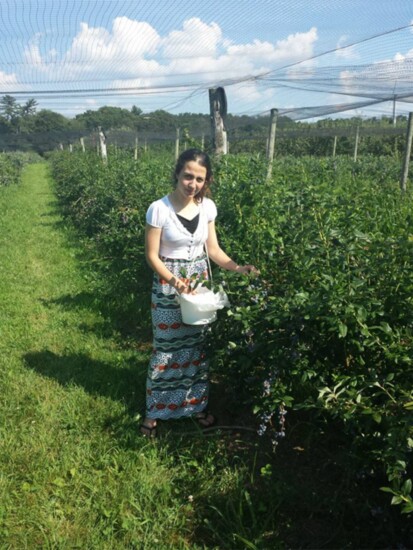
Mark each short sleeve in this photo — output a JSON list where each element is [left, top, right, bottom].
[[204, 198, 218, 222], [146, 199, 168, 228]]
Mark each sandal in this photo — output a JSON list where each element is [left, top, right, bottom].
[[196, 411, 217, 429], [140, 421, 157, 438]]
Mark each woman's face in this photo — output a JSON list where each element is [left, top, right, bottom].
[[175, 160, 207, 201]]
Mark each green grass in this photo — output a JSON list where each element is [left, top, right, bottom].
[[0, 163, 282, 549]]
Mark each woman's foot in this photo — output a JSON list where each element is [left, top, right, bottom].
[[140, 419, 157, 438], [196, 410, 217, 428]]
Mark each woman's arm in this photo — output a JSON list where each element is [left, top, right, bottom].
[[206, 221, 258, 274], [145, 224, 189, 293]]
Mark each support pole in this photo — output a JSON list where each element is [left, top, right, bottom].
[[266, 108, 278, 180], [209, 87, 228, 155], [98, 127, 107, 164], [332, 135, 337, 157], [400, 112, 413, 192], [353, 125, 360, 162], [175, 128, 180, 161], [393, 96, 397, 127], [134, 135, 138, 160]]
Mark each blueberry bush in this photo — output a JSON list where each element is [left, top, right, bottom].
[[0, 152, 39, 186], [50, 149, 413, 517]]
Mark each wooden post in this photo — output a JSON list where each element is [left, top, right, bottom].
[[69, 143, 73, 153], [266, 108, 278, 180], [393, 96, 397, 127], [80, 137, 85, 153], [353, 125, 360, 162], [98, 127, 107, 164], [400, 112, 413, 192], [175, 128, 180, 161], [209, 87, 228, 155], [332, 135, 337, 157], [134, 135, 138, 160], [201, 134, 205, 149]]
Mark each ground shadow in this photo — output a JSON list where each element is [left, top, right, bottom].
[[40, 291, 152, 343], [23, 349, 147, 411], [38, 198, 153, 340]]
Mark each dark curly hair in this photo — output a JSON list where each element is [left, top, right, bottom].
[[173, 148, 213, 202]]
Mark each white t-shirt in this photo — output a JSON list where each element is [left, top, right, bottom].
[[146, 195, 217, 260]]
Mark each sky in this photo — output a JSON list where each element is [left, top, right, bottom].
[[1, 0, 413, 120]]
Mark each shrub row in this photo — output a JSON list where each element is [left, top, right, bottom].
[[50, 150, 413, 517], [0, 151, 43, 186]]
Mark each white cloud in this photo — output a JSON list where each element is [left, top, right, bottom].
[[162, 17, 222, 58], [227, 27, 318, 64], [67, 18, 160, 63], [393, 49, 413, 61], [335, 35, 359, 59], [0, 70, 18, 86], [61, 18, 162, 78], [12, 17, 321, 112], [23, 33, 44, 67], [26, 17, 318, 85]]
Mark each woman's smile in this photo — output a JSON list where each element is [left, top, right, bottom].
[[175, 160, 207, 203]]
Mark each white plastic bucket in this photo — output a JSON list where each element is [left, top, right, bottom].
[[178, 286, 228, 325]]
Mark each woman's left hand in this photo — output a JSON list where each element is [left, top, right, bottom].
[[236, 264, 260, 275]]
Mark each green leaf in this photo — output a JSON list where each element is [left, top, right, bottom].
[[379, 322, 392, 334], [402, 479, 412, 496], [338, 322, 347, 338], [372, 412, 382, 424]]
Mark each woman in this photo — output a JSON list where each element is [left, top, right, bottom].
[[141, 148, 257, 437]]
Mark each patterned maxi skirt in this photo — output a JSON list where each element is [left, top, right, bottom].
[[146, 255, 210, 420]]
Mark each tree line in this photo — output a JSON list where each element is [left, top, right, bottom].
[[0, 94, 408, 156]]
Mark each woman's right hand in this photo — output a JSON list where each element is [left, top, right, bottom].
[[177, 277, 191, 294], [177, 283, 189, 294]]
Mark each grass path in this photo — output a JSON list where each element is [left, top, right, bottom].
[[0, 164, 222, 548]]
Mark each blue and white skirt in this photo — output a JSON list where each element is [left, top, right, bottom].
[[146, 255, 211, 420]]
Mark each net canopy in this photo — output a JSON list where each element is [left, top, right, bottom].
[[1, 0, 413, 120]]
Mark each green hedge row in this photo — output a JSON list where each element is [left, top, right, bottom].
[[50, 150, 413, 520], [0, 151, 43, 186]]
